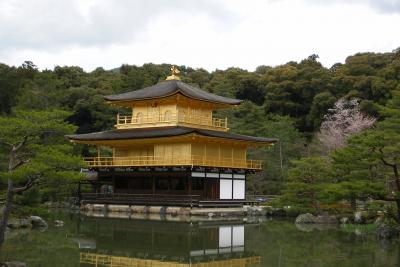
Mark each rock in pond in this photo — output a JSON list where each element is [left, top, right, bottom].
[[1, 261, 27, 267], [54, 220, 64, 227], [254, 206, 267, 216], [243, 206, 269, 216], [315, 214, 338, 224], [354, 211, 367, 224], [374, 217, 384, 225], [295, 213, 317, 224], [28, 216, 48, 228], [7, 219, 31, 229], [295, 213, 338, 224], [376, 223, 398, 240]]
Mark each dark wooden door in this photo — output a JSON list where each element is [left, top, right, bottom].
[[205, 179, 219, 200]]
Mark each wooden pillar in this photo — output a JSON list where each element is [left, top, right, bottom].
[[204, 177, 207, 200], [94, 182, 99, 193], [152, 176, 156, 195], [188, 174, 192, 195], [204, 143, 207, 165], [112, 173, 115, 194], [231, 146, 234, 166]]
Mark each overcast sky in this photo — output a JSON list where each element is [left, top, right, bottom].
[[1, 0, 399, 71]]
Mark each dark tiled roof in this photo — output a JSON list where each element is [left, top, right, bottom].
[[66, 126, 277, 144], [104, 80, 242, 105]]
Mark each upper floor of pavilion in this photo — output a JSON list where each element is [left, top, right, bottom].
[[105, 67, 242, 132]]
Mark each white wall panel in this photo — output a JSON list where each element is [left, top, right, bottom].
[[232, 226, 244, 246], [191, 172, 205, 177], [233, 180, 245, 199], [220, 179, 232, 199], [219, 226, 232, 248]]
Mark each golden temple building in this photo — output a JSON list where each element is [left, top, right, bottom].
[[67, 67, 276, 207]]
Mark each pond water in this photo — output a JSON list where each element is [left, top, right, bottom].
[[0, 211, 398, 267]]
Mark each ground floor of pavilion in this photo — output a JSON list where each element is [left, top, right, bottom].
[[78, 167, 255, 207]]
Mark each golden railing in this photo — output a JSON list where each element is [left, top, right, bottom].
[[80, 252, 261, 267], [84, 155, 262, 170], [116, 113, 228, 131]]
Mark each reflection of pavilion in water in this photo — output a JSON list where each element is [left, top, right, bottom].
[[77, 217, 260, 267]]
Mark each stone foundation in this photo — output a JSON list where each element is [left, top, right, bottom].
[[79, 204, 271, 217], [107, 205, 131, 212]]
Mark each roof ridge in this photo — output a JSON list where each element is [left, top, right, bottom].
[[103, 80, 242, 105]]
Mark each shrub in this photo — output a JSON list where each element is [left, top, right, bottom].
[[14, 188, 41, 206]]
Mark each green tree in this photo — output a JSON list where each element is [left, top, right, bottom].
[[0, 64, 21, 114], [261, 56, 333, 131], [307, 91, 336, 129], [0, 109, 83, 244], [281, 157, 332, 210], [331, 89, 400, 220], [330, 137, 385, 210]]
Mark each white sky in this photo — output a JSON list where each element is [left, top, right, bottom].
[[0, 0, 399, 71]]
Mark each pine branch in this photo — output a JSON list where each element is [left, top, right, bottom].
[[11, 159, 30, 171], [13, 177, 39, 194], [379, 148, 396, 168], [12, 135, 30, 152], [0, 139, 12, 148]]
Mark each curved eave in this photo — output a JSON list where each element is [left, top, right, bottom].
[[65, 127, 277, 146]]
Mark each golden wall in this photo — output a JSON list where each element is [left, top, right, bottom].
[[132, 102, 176, 121], [192, 143, 247, 160], [113, 142, 247, 161], [114, 146, 154, 157], [130, 97, 214, 123], [154, 143, 191, 159]]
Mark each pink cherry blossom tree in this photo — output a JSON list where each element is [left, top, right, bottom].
[[318, 98, 376, 152]]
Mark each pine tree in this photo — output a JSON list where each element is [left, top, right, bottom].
[[0, 109, 83, 243], [331, 89, 400, 220]]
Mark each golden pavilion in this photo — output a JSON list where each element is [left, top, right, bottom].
[[67, 67, 276, 207]]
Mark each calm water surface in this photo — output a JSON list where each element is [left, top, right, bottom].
[[0, 211, 399, 267]]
